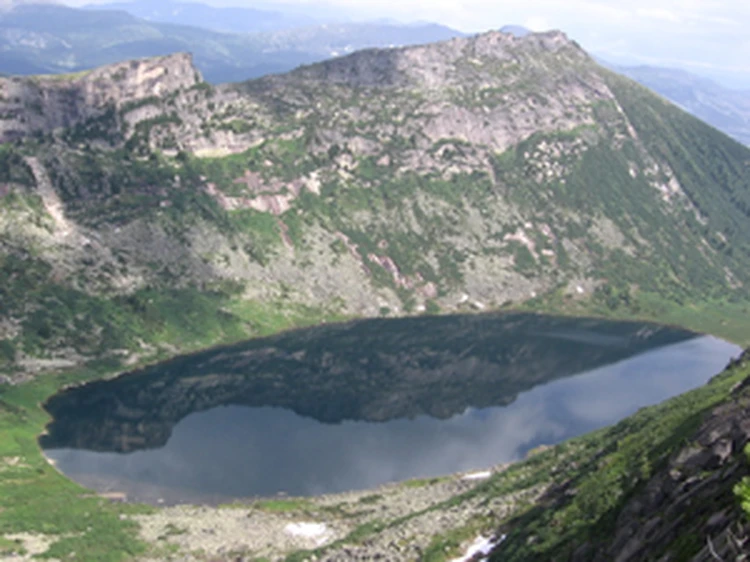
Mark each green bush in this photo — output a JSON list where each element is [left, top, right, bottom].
[[734, 444, 750, 517]]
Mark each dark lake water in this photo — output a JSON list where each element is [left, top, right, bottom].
[[41, 313, 740, 505]]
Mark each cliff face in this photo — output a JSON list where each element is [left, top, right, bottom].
[[0, 53, 199, 142]]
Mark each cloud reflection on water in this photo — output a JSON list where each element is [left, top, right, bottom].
[[45, 336, 739, 504]]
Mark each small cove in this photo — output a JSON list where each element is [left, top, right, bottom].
[[40, 313, 741, 505]]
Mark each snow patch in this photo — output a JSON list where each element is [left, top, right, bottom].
[[462, 471, 492, 481], [451, 534, 506, 562], [285, 522, 327, 539], [284, 522, 331, 546]]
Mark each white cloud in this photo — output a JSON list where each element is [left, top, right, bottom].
[[523, 16, 551, 32], [635, 7, 681, 22]]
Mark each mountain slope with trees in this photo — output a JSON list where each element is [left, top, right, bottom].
[[1, 30, 750, 377]]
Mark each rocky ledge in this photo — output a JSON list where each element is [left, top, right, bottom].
[[0, 53, 200, 143]]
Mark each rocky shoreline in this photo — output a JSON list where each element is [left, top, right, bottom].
[[131, 464, 535, 561]]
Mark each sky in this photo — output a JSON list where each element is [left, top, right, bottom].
[[37, 0, 750, 88]]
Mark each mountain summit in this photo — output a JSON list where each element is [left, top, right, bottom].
[[284, 29, 581, 88]]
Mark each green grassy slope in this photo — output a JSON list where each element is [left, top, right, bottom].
[[0, 302, 344, 560], [488, 351, 750, 561]]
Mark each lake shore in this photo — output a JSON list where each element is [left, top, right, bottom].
[[1, 303, 749, 560]]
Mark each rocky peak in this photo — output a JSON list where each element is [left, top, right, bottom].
[[72, 52, 201, 108], [469, 28, 576, 55], [0, 53, 201, 143], [281, 29, 586, 90]]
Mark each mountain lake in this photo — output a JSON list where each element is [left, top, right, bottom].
[[40, 313, 741, 505]]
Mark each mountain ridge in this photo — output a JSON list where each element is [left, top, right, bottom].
[[82, 0, 317, 33], [280, 29, 581, 89], [2, 29, 750, 379], [3, 1, 748, 150]]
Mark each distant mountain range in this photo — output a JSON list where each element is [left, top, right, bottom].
[[0, 3, 464, 83], [82, 0, 318, 34], [614, 65, 750, 146]]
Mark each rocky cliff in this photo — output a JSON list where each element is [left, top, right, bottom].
[[0, 53, 200, 143], [592, 377, 750, 561]]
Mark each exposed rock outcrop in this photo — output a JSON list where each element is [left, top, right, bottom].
[[581, 351, 750, 562], [286, 30, 584, 89], [0, 53, 200, 142]]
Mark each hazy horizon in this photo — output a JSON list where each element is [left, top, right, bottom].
[[2, 0, 749, 88]]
